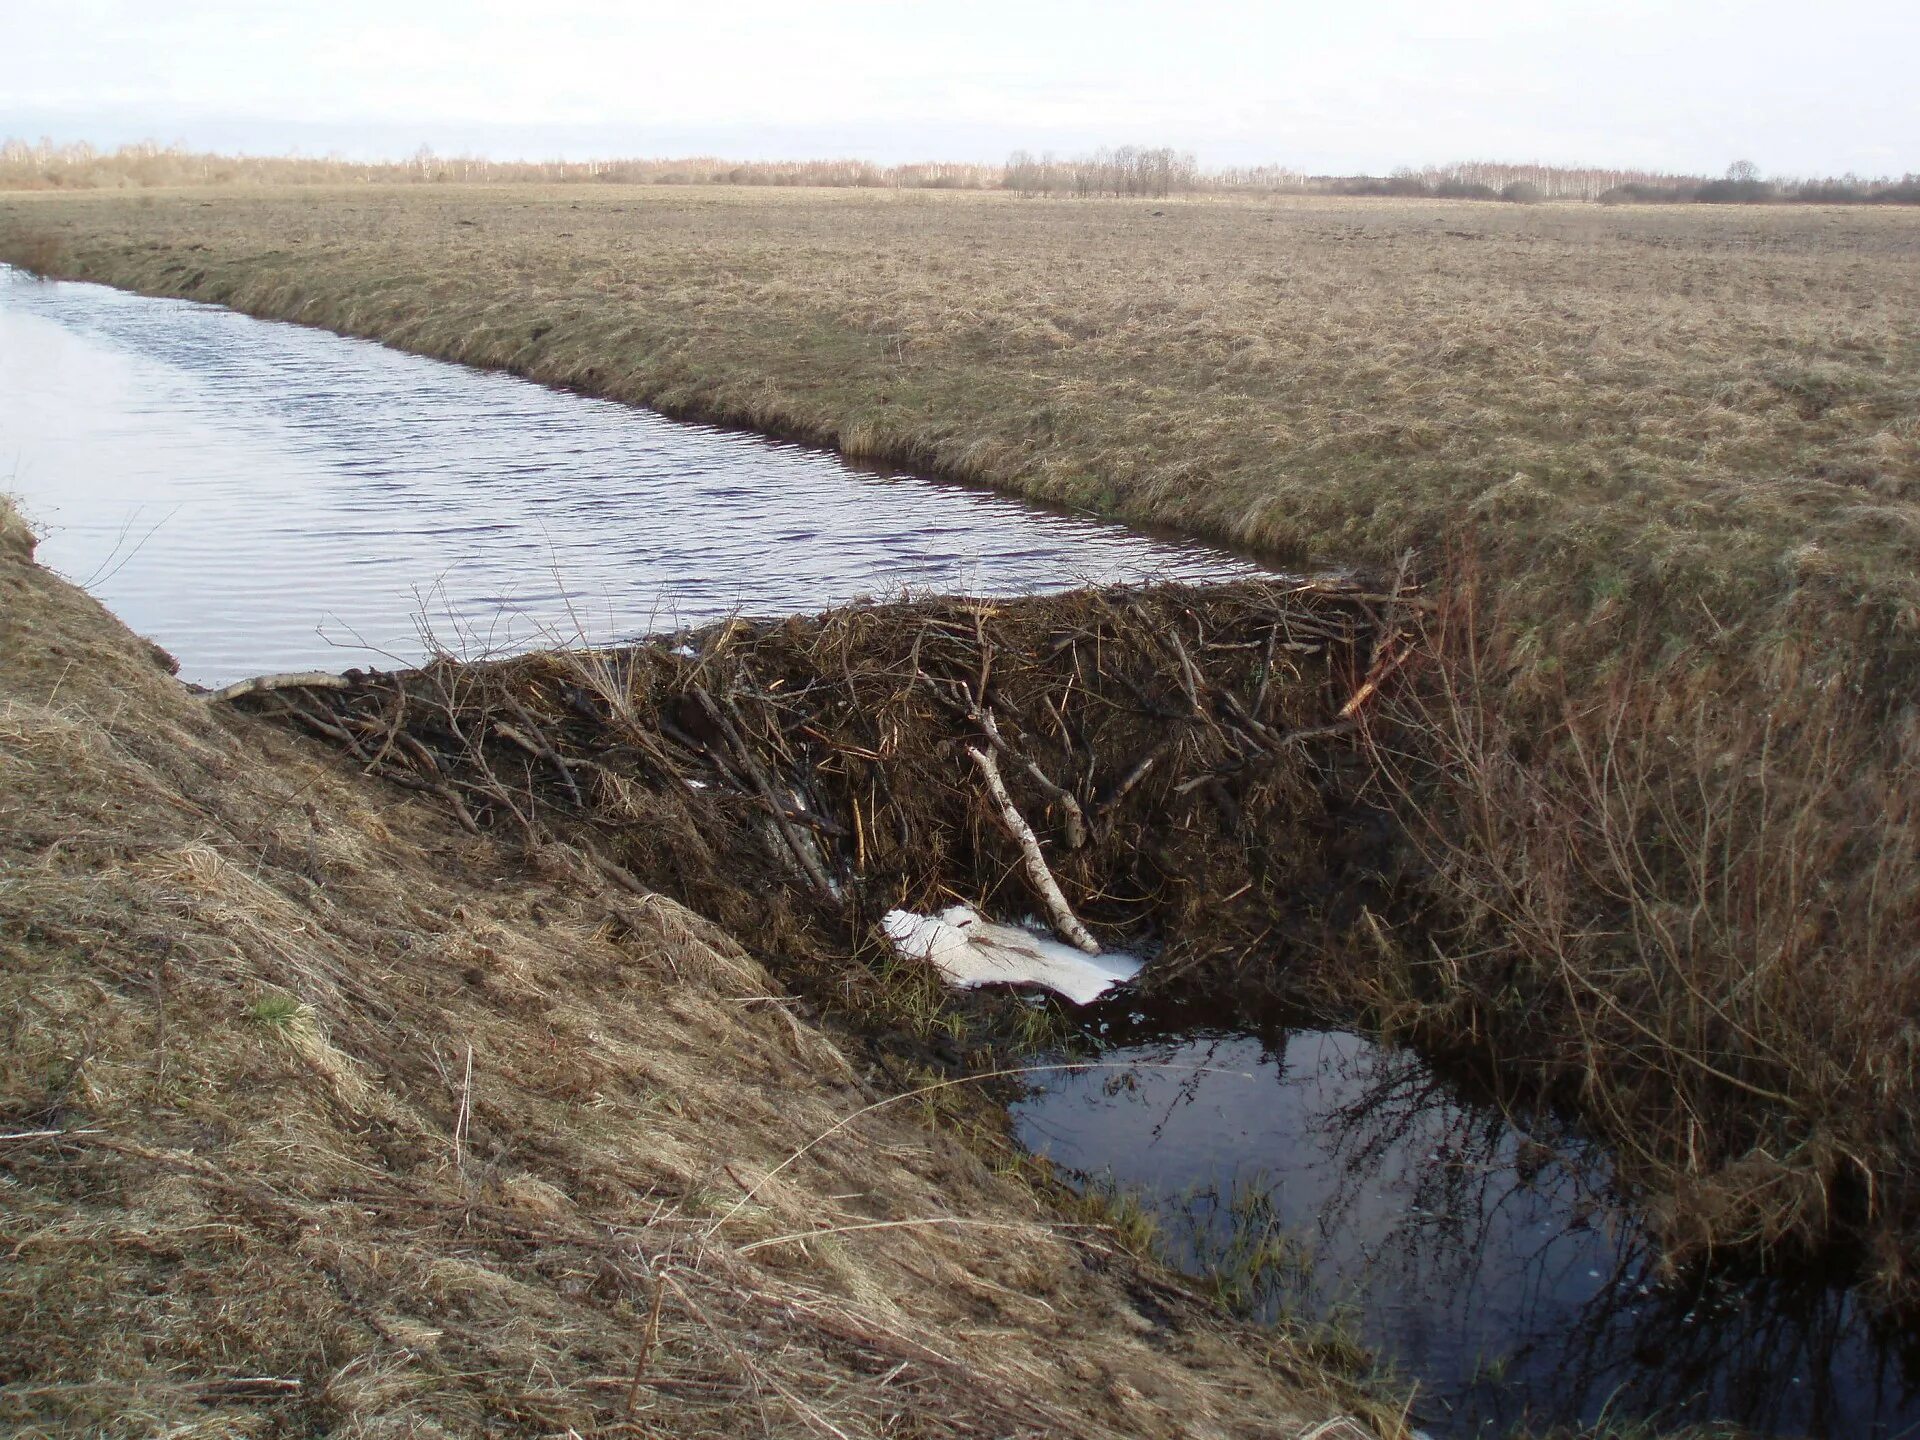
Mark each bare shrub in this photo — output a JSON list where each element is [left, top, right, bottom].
[[1697, 162, 1779, 204], [1368, 552, 1920, 1290], [1004, 146, 1199, 198], [1431, 179, 1498, 200]]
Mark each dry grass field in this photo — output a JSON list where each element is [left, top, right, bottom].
[[4, 185, 1920, 1300]]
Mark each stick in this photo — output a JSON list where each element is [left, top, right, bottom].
[[622, 1277, 668, 1418], [692, 689, 833, 896], [204, 671, 352, 703], [965, 745, 1099, 954], [452, 1043, 473, 1169], [1098, 739, 1171, 815], [492, 719, 584, 807], [978, 710, 1086, 850], [192, 1377, 304, 1399], [1337, 636, 1412, 719]]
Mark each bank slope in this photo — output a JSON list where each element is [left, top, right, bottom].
[[0, 499, 1372, 1439]]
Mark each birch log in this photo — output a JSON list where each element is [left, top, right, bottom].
[[966, 744, 1100, 954], [204, 671, 352, 703]]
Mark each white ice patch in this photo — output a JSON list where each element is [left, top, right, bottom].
[[881, 904, 1142, 1006]]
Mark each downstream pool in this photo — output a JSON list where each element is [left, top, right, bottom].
[[1016, 994, 1920, 1437], [4, 263, 1913, 1438]]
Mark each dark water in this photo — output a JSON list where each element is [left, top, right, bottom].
[[6, 264, 1913, 1437], [0, 265, 1260, 686], [1014, 994, 1920, 1437]]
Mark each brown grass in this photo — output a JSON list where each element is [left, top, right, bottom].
[[1361, 552, 1920, 1291], [3, 185, 1913, 612], [0, 499, 1394, 1436], [2, 184, 1919, 1296]]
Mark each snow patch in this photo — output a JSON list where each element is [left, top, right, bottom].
[[881, 905, 1141, 1006]]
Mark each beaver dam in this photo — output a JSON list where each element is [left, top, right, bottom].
[[213, 581, 1399, 990], [6, 265, 1920, 1437], [5, 506, 1417, 1439]]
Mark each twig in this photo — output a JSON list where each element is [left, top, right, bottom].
[[692, 688, 833, 896], [622, 1276, 669, 1419], [452, 1042, 473, 1169], [192, 1376, 304, 1400], [708, 1061, 1249, 1238], [494, 702, 583, 806], [737, 1216, 1064, 1255]]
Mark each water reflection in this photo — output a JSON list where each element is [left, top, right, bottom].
[[0, 266, 1261, 685], [1014, 996, 1920, 1437]]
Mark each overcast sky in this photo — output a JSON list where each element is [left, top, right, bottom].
[[5, 0, 1916, 176]]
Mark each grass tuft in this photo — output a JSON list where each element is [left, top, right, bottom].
[[245, 993, 304, 1028]]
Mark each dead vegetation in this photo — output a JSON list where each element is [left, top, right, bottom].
[[0, 501, 1401, 1436], [1361, 556, 1920, 1296], [211, 530, 1920, 1309]]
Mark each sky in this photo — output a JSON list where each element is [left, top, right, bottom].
[[5, 0, 1916, 177]]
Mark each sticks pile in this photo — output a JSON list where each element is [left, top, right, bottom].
[[224, 579, 1415, 981]]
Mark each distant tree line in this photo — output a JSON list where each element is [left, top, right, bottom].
[[2, 139, 1914, 207], [1202, 159, 1920, 206], [1587, 160, 1920, 207], [0, 141, 1000, 192], [1003, 147, 1200, 197]]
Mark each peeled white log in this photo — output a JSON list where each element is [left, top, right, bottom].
[[966, 744, 1099, 954], [204, 670, 352, 703], [881, 905, 1141, 1006]]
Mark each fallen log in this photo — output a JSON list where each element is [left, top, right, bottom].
[[204, 670, 353, 703]]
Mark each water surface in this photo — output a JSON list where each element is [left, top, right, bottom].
[[1016, 995, 1920, 1437], [0, 265, 1259, 685]]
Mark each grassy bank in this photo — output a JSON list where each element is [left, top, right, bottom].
[[0, 498, 1397, 1436], [3, 184, 1919, 1297]]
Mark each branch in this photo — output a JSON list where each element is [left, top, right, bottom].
[[966, 745, 1099, 954], [979, 709, 1086, 849]]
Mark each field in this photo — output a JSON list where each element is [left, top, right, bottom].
[[4, 185, 1920, 1300]]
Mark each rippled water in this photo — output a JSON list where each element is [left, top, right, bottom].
[[1016, 995, 1920, 1437], [0, 266, 1260, 685]]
